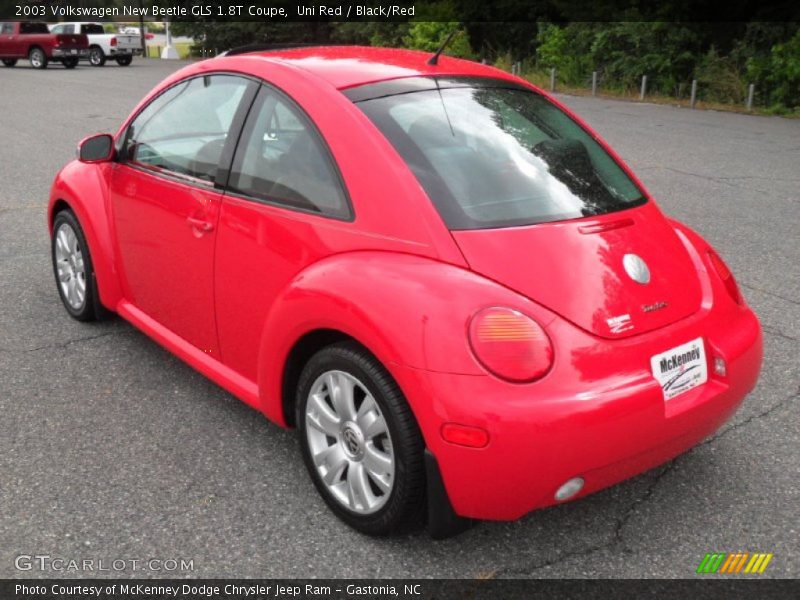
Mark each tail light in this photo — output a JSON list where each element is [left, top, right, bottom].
[[468, 307, 553, 383], [110, 37, 117, 47], [707, 249, 743, 304]]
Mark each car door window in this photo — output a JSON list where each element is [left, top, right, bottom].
[[123, 75, 250, 184], [50, 24, 64, 34], [227, 86, 350, 219]]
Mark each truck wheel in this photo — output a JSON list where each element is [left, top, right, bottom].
[[115, 55, 133, 67], [2, 59, 17, 67], [62, 58, 79, 69], [88, 46, 106, 67], [28, 47, 47, 69]]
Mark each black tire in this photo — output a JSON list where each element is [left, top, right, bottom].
[[51, 210, 99, 322], [88, 46, 105, 67], [115, 55, 133, 66], [296, 342, 426, 535], [28, 47, 47, 69], [2, 59, 17, 67], [62, 58, 78, 69]]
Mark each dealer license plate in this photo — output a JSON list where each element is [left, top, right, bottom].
[[650, 337, 708, 400]]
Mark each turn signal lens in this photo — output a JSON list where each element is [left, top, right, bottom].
[[468, 307, 553, 383], [441, 423, 489, 448], [707, 249, 743, 305]]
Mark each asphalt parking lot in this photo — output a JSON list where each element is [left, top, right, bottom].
[[0, 59, 797, 579]]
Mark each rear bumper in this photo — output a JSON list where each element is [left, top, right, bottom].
[[52, 48, 88, 58], [392, 305, 762, 521], [109, 48, 142, 56]]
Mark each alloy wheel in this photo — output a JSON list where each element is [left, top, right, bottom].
[[305, 370, 395, 514], [54, 222, 87, 310]]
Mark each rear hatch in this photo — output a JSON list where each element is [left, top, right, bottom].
[[452, 203, 702, 339]]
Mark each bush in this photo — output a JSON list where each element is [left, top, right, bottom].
[[747, 30, 800, 109], [695, 47, 746, 103], [403, 22, 473, 59]]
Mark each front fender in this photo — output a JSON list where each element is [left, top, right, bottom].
[[48, 160, 121, 311], [256, 251, 556, 426]]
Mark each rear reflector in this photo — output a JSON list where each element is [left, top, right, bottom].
[[441, 423, 489, 448]]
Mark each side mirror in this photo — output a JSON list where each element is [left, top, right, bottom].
[[77, 133, 115, 163]]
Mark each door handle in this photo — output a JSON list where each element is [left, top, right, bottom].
[[186, 216, 214, 233]]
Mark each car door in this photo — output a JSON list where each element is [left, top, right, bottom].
[[110, 74, 257, 356], [214, 84, 352, 380]]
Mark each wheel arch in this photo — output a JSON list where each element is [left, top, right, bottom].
[[48, 163, 122, 312], [280, 329, 367, 428]]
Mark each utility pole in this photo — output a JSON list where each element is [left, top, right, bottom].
[[138, 0, 146, 57]]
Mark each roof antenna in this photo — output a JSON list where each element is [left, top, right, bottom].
[[427, 30, 458, 66]]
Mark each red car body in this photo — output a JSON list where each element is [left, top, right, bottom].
[[48, 48, 762, 527]]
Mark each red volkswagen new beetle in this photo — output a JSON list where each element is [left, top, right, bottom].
[[48, 47, 762, 537]]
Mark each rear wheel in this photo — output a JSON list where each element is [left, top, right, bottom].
[[28, 47, 47, 69], [62, 58, 78, 69], [2, 59, 17, 67], [115, 55, 132, 67], [88, 46, 105, 66], [296, 342, 426, 535]]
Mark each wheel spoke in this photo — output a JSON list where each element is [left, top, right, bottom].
[[363, 444, 393, 493], [56, 229, 69, 257], [57, 262, 71, 282], [66, 227, 78, 254], [346, 462, 374, 510], [359, 399, 387, 439], [66, 277, 77, 305], [313, 444, 347, 485], [307, 392, 341, 437], [327, 372, 356, 421]]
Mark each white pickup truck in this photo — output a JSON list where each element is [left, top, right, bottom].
[[48, 22, 141, 66]]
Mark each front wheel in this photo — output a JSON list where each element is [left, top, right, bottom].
[[62, 58, 78, 69], [51, 210, 98, 321], [28, 47, 47, 69], [88, 46, 105, 66], [115, 55, 132, 66], [296, 342, 426, 535], [2, 59, 17, 67]]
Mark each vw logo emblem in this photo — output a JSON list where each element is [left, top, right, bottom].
[[343, 429, 360, 455], [623, 253, 650, 284], [340, 423, 364, 459]]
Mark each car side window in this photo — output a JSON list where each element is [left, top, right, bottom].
[[123, 75, 250, 184], [50, 24, 63, 34], [227, 86, 350, 219], [0, 23, 12, 34], [61, 25, 75, 34]]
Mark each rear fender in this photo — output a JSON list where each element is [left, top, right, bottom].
[[255, 251, 556, 427]]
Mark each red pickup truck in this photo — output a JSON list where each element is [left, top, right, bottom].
[[0, 21, 89, 69]]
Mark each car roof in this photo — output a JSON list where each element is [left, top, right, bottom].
[[223, 46, 515, 91]]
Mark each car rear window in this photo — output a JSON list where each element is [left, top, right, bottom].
[[21, 22, 49, 34], [353, 79, 646, 230], [82, 24, 105, 35]]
